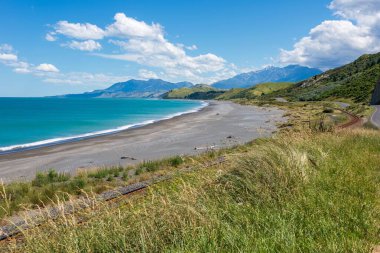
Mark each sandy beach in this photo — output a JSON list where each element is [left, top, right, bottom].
[[0, 101, 285, 181]]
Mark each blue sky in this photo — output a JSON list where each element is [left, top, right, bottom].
[[0, 0, 379, 96]]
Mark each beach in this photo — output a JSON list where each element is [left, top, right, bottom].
[[0, 101, 285, 181]]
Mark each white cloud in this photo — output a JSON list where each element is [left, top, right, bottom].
[[0, 44, 13, 52], [98, 36, 227, 83], [13, 68, 32, 74], [0, 53, 18, 61], [47, 12, 234, 83], [0, 43, 132, 87], [43, 78, 82, 85], [45, 32, 57, 42], [0, 44, 18, 62], [66, 40, 102, 51], [42, 72, 132, 87], [280, 0, 380, 70], [36, 63, 60, 72], [54, 20, 105, 40], [138, 69, 158, 79], [105, 13, 164, 40], [186, 45, 198, 51], [0, 44, 62, 76]]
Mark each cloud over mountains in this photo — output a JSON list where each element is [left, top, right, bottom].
[[46, 13, 235, 84], [280, 0, 380, 70]]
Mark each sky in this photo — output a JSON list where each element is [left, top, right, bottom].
[[0, 0, 380, 97]]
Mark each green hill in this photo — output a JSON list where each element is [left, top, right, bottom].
[[269, 52, 380, 103], [162, 84, 220, 99], [217, 82, 295, 100]]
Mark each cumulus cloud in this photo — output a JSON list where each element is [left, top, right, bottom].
[[35, 63, 60, 72], [46, 12, 235, 83], [0, 44, 60, 76], [54, 20, 105, 40], [0, 53, 18, 61], [66, 40, 102, 51], [280, 0, 380, 70], [0, 44, 18, 62], [0, 43, 132, 87], [138, 69, 158, 79], [105, 13, 164, 40]]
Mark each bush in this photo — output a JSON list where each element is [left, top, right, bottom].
[[168, 156, 184, 167]]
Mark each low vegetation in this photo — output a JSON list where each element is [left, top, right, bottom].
[[266, 52, 380, 103], [0, 156, 184, 219], [163, 82, 294, 101], [7, 128, 380, 252], [162, 84, 220, 99], [218, 82, 294, 100], [1, 83, 379, 251]]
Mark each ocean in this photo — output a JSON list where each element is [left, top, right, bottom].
[[0, 98, 205, 153]]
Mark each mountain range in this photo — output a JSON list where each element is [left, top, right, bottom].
[[211, 65, 322, 89], [56, 79, 193, 98], [56, 65, 321, 98]]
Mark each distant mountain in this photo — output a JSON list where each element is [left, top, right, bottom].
[[212, 65, 322, 89], [268, 52, 380, 103], [56, 79, 193, 98]]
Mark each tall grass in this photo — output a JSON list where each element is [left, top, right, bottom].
[[0, 156, 186, 219], [9, 129, 380, 252]]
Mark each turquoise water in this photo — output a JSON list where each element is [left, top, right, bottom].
[[0, 98, 205, 152]]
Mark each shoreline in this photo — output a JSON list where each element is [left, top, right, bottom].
[[0, 101, 285, 182], [0, 100, 208, 155]]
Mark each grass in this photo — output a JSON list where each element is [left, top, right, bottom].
[[0, 97, 379, 252], [0, 156, 186, 219], [263, 53, 380, 104], [7, 128, 380, 252], [163, 85, 219, 99], [216, 82, 294, 100]]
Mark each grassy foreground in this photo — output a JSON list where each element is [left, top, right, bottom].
[[7, 128, 380, 252]]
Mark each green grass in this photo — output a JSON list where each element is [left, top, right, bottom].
[[163, 85, 219, 99], [216, 82, 295, 100], [9, 129, 380, 252], [216, 87, 245, 99], [265, 52, 380, 104], [251, 82, 295, 95], [0, 156, 187, 219]]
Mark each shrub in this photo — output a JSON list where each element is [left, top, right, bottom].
[[168, 156, 184, 167]]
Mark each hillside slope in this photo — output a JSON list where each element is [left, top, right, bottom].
[[217, 82, 294, 100], [212, 65, 321, 89], [271, 53, 380, 103], [162, 84, 219, 99]]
